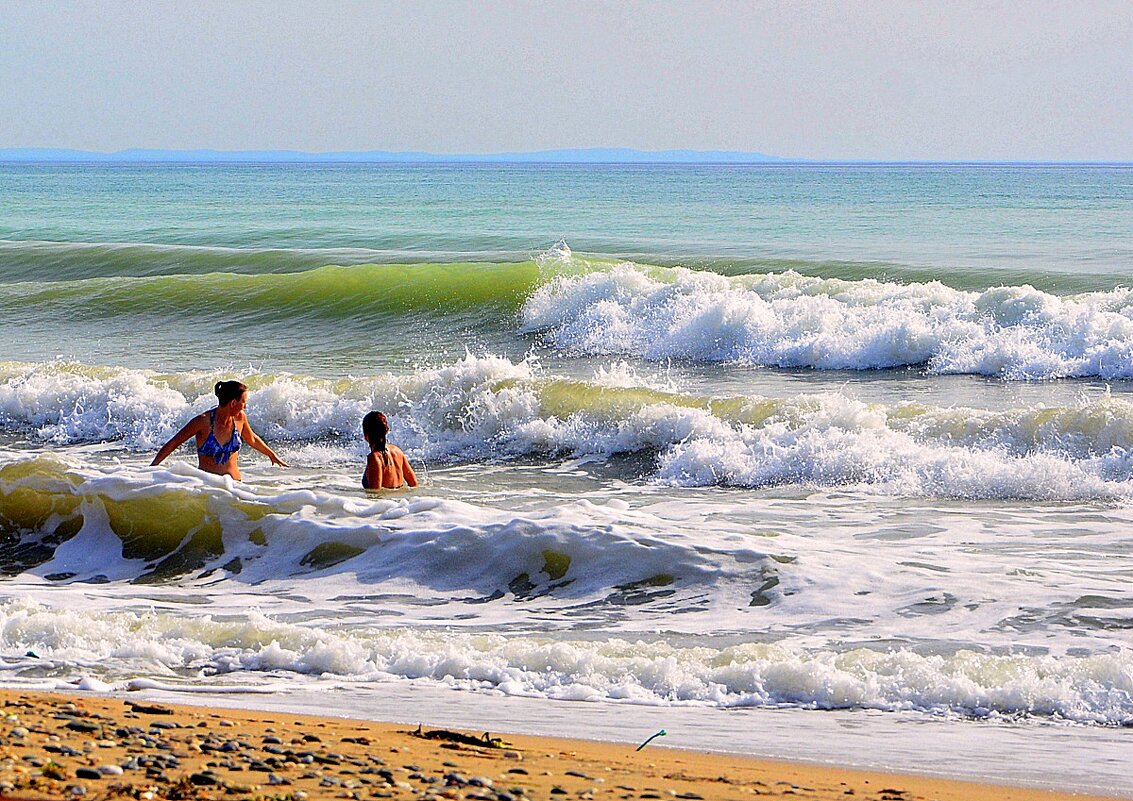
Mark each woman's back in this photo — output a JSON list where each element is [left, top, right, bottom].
[[361, 410, 418, 490], [364, 445, 417, 489]]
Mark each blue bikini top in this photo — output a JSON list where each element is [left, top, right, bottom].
[[198, 410, 242, 464]]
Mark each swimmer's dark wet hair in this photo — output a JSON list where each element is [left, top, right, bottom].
[[363, 411, 390, 463], [215, 380, 248, 406]]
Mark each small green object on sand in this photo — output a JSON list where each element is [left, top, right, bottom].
[[635, 729, 666, 751]]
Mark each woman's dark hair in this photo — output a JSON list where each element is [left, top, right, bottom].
[[363, 411, 390, 463], [215, 380, 248, 407]]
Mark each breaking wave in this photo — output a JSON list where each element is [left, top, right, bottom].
[[2, 599, 1131, 724], [522, 259, 1133, 379]]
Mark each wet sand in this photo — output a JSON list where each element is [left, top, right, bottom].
[[0, 689, 1118, 801]]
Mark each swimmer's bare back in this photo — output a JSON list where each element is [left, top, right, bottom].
[[363, 445, 418, 490]]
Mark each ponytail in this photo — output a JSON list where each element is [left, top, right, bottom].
[[215, 380, 248, 407], [362, 411, 390, 464]]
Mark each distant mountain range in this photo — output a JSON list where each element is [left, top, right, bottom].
[[0, 147, 792, 164]]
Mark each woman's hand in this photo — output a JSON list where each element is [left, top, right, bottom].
[[269, 452, 289, 468]]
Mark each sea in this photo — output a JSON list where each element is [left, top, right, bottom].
[[1, 162, 1131, 794]]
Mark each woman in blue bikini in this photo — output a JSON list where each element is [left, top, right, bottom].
[[151, 380, 287, 480]]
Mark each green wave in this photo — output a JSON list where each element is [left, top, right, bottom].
[[0, 457, 274, 582], [3, 239, 1121, 296], [532, 379, 784, 427], [0, 261, 542, 323], [0, 239, 356, 283]]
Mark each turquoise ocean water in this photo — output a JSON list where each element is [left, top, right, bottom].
[[1, 163, 1131, 793]]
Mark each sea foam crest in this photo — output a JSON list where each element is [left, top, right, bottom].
[[2, 599, 1131, 724], [521, 262, 1133, 379], [652, 389, 1133, 498], [0, 362, 200, 448], [0, 356, 541, 458]]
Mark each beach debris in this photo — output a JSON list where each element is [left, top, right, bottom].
[[635, 729, 667, 751], [412, 723, 512, 749]]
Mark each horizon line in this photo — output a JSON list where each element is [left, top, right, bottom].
[[1, 147, 1130, 166]]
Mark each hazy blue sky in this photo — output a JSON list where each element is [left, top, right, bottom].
[[2, 0, 1130, 160]]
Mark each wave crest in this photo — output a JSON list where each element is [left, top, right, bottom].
[[522, 262, 1133, 379], [2, 598, 1130, 724]]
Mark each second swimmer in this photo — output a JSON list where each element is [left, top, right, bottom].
[[361, 411, 417, 490]]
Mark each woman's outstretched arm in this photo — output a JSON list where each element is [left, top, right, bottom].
[[151, 416, 205, 466], [240, 417, 289, 467]]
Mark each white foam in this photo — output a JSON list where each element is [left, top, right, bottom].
[[0, 355, 540, 460], [1, 598, 1130, 724], [0, 361, 200, 447], [522, 263, 1133, 379], [588, 360, 682, 393], [654, 394, 1133, 499]]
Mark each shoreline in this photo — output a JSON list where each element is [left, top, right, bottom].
[[0, 689, 1121, 801]]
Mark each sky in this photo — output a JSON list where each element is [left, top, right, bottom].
[[2, 0, 1131, 161]]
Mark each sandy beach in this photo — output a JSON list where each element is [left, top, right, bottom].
[[0, 689, 1118, 801]]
